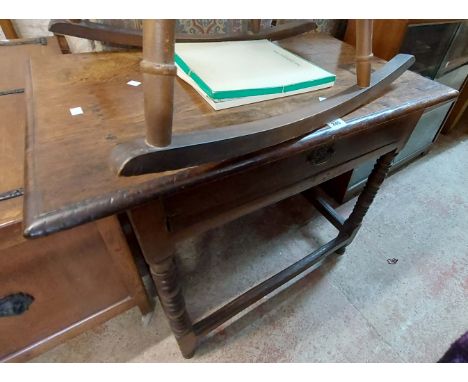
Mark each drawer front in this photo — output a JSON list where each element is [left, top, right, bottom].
[[163, 120, 405, 231], [0, 222, 130, 361]]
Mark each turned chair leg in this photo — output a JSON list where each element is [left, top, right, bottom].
[[337, 150, 397, 252], [129, 200, 197, 358]]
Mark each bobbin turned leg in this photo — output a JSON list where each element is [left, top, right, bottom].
[[338, 150, 397, 252], [129, 200, 197, 359], [150, 257, 197, 358]]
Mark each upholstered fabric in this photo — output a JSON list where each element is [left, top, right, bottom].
[[94, 19, 344, 37], [72, 20, 346, 53]]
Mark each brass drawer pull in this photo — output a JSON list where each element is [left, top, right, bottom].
[[306, 144, 335, 165], [0, 293, 34, 317]]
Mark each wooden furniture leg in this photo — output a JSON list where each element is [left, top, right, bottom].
[[151, 257, 197, 358], [129, 200, 197, 358], [336, 150, 397, 254]]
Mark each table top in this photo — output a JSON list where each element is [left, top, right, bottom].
[[23, 32, 458, 237]]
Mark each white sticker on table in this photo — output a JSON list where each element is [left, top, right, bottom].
[[127, 80, 141, 87], [327, 118, 347, 129], [318, 97, 327, 102], [69, 107, 83, 116]]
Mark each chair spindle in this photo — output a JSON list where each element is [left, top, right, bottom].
[[355, 19, 373, 88], [141, 19, 176, 147]]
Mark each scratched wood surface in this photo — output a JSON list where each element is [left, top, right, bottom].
[[24, 32, 458, 237]]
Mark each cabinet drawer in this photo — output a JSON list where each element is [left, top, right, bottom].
[[163, 120, 404, 232]]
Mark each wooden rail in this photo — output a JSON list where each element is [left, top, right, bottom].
[[111, 54, 415, 175]]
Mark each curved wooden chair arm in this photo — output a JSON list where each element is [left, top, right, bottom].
[[49, 19, 396, 176], [112, 54, 415, 176], [106, 19, 414, 176], [48, 19, 318, 47]]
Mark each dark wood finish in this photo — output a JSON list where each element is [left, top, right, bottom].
[[22, 32, 457, 358], [193, 236, 346, 336], [128, 142, 405, 357], [114, 19, 375, 175], [301, 188, 344, 230], [0, 19, 18, 39], [129, 201, 197, 358], [336, 150, 397, 255], [112, 54, 415, 175], [321, 108, 427, 203], [186, 148, 396, 335], [23, 32, 458, 238], [162, 118, 413, 236], [167, 144, 397, 242], [48, 19, 317, 46]]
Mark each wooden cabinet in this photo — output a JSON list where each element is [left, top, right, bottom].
[[0, 216, 151, 362], [0, 37, 152, 362], [331, 20, 468, 202]]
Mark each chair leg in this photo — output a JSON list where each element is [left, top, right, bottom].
[[338, 150, 397, 249]]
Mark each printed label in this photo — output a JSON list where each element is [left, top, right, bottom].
[[327, 118, 347, 129], [69, 107, 83, 116]]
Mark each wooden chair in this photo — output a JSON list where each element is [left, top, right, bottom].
[[48, 19, 389, 175], [109, 20, 416, 176]]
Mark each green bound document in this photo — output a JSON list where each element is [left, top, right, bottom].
[[175, 39, 336, 110]]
